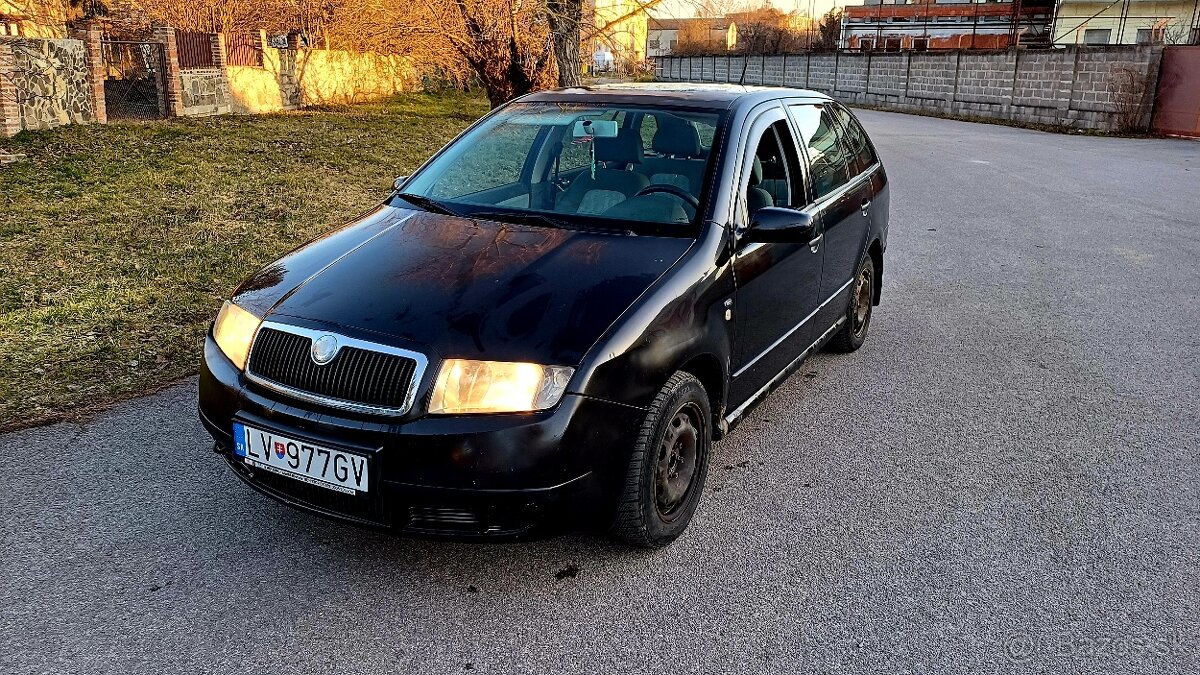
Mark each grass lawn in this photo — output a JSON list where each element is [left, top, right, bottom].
[[0, 91, 491, 431]]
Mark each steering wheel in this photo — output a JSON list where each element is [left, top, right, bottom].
[[636, 185, 700, 211]]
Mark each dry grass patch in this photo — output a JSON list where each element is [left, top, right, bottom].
[[0, 91, 490, 430]]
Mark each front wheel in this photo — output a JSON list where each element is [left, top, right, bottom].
[[826, 255, 875, 353], [612, 372, 712, 548]]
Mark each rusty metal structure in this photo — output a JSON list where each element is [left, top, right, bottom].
[[842, 0, 1055, 51]]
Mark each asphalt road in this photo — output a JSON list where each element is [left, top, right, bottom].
[[2, 111, 1198, 675]]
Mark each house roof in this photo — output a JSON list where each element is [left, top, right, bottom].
[[649, 17, 733, 31]]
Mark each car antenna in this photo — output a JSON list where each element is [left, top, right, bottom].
[[738, 54, 750, 86]]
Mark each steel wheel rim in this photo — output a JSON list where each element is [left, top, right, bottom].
[[655, 402, 702, 520], [853, 268, 872, 338]]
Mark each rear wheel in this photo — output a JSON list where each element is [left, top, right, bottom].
[[612, 372, 711, 548], [827, 256, 875, 353]]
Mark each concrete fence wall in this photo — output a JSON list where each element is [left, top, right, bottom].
[[655, 47, 1164, 132], [225, 35, 417, 114]]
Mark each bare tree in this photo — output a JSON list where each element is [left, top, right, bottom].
[[813, 6, 841, 50], [552, 0, 683, 87], [545, 0, 582, 87], [425, 0, 557, 106], [1108, 64, 1153, 134], [733, 7, 806, 55], [1159, 19, 1192, 45], [671, 18, 719, 55]]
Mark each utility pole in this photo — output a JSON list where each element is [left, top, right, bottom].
[[1191, 0, 1200, 44], [1116, 0, 1131, 43], [972, 0, 980, 49]]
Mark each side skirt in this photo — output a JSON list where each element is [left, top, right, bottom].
[[719, 317, 847, 437]]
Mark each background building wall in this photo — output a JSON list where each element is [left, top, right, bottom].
[[0, 0, 68, 38], [592, 0, 648, 61], [1053, 0, 1197, 45], [654, 47, 1164, 132]]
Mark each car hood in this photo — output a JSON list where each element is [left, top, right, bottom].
[[233, 206, 694, 365]]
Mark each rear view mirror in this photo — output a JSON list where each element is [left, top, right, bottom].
[[573, 119, 619, 139], [745, 207, 816, 244]]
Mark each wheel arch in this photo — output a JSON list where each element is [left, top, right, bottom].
[[868, 238, 883, 306], [677, 352, 727, 438]]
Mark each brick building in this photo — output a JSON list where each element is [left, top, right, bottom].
[[841, 0, 1054, 51]]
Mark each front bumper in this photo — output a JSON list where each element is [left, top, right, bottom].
[[200, 336, 644, 538]]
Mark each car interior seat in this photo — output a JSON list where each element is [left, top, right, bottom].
[[640, 115, 706, 195], [556, 129, 649, 215], [746, 156, 774, 216]]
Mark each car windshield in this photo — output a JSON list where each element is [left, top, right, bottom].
[[397, 102, 724, 235]]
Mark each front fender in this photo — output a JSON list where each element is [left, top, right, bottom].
[[570, 222, 734, 414]]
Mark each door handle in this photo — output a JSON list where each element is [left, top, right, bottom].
[[808, 233, 822, 253], [860, 199, 871, 217]]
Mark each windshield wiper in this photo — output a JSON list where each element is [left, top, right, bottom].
[[395, 193, 461, 217], [469, 210, 634, 235]]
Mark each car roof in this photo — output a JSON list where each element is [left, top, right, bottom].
[[521, 82, 832, 111]]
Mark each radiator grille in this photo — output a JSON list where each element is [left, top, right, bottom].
[[247, 326, 419, 412]]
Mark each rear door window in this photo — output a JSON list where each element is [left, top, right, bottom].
[[788, 105, 852, 202], [831, 105, 878, 176]]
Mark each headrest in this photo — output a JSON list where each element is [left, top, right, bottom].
[[652, 116, 701, 158], [749, 156, 763, 186], [593, 128, 642, 165]]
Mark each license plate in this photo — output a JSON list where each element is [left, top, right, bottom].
[[232, 423, 369, 495]]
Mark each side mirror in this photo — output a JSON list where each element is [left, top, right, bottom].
[[744, 207, 816, 244], [393, 176, 409, 192]]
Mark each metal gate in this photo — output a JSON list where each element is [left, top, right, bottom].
[[101, 40, 166, 120], [1152, 46, 1200, 139]]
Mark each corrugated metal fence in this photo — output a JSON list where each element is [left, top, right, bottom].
[[176, 31, 215, 69], [1151, 46, 1200, 138], [226, 33, 264, 67]]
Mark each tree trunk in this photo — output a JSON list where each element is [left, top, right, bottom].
[[547, 0, 584, 88]]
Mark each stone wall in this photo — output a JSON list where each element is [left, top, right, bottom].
[[0, 37, 95, 135], [180, 68, 232, 116], [654, 47, 1164, 133]]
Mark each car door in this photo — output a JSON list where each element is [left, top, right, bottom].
[[786, 103, 873, 335], [831, 101, 887, 237], [728, 105, 824, 407]]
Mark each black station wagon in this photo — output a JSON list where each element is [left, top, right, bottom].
[[200, 83, 890, 547]]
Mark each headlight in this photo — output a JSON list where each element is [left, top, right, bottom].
[[429, 359, 574, 414], [212, 301, 262, 371]]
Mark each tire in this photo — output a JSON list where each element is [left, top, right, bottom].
[[612, 372, 712, 548], [826, 255, 875, 354]]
